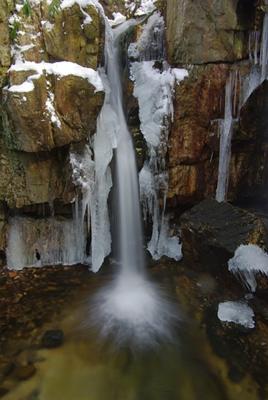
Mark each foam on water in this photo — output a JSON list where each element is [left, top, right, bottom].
[[90, 272, 179, 348]]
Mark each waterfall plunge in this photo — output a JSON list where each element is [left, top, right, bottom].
[[88, 20, 179, 348]]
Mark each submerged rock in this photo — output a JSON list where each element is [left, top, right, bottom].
[[180, 199, 268, 273], [41, 329, 64, 348]]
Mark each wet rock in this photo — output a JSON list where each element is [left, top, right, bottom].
[[14, 363, 36, 380], [167, 62, 255, 207], [180, 199, 268, 272], [233, 80, 268, 203], [41, 329, 64, 348]]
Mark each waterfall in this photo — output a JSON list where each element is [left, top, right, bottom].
[[112, 22, 145, 275], [87, 18, 179, 348]]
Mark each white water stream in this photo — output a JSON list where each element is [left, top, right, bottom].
[[88, 19, 179, 347]]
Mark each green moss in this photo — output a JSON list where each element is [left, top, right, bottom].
[[22, 0, 32, 17], [9, 20, 20, 40], [1, 110, 19, 150], [48, 0, 61, 16]]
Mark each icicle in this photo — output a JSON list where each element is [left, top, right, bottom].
[[216, 73, 235, 202], [130, 13, 187, 261], [260, 12, 268, 82]]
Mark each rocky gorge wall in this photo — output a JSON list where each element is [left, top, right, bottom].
[[0, 0, 267, 267], [166, 0, 268, 208]]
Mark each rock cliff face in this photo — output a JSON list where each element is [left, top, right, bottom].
[[0, 1, 104, 209], [0, 0, 267, 266], [166, 0, 268, 208], [0, 0, 106, 263], [166, 0, 254, 64]]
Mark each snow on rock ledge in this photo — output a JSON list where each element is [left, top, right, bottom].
[[3, 61, 104, 152], [9, 61, 104, 92]]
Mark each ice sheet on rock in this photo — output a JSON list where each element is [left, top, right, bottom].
[[9, 61, 104, 92], [130, 61, 176, 148], [218, 301, 255, 329], [148, 216, 182, 261], [6, 216, 87, 270], [128, 12, 165, 61], [131, 59, 185, 261], [228, 244, 268, 292]]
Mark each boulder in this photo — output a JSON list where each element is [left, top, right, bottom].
[[166, 0, 255, 65], [3, 73, 104, 152], [0, 140, 74, 208], [180, 199, 268, 271], [42, 3, 103, 69]]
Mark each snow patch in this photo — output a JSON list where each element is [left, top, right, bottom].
[[125, 0, 157, 16], [41, 20, 54, 32], [45, 90, 62, 128], [109, 12, 126, 27], [8, 80, 35, 93], [9, 61, 103, 92]]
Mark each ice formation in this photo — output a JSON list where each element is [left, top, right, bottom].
[[216, 6, 268, 202], [228, 244, 268, 292], [130, 13, 187, 260], [125, 0, 157, 16], [215, 73, 235, 202], [7, 215, 86, 270], [217, 301, 255, 329]]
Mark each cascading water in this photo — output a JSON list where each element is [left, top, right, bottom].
[[112, 28, 145, 277], [88, 19, 179, 348]]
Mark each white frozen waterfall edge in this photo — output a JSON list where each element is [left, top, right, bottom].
[[129, 12, 188, 261]]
